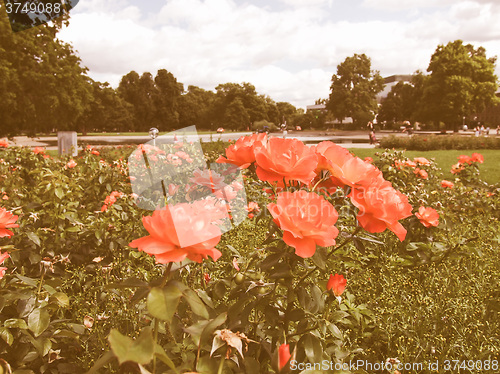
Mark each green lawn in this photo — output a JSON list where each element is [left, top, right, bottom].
[[350, 148, 500, 185]]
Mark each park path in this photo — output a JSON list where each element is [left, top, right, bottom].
[[9, 129, 475, 151]]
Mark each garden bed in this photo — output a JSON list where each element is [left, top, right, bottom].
[[0, 137, 498, 373]]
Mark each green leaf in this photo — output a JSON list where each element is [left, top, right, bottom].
[[183, 289, 209, 319], [26, 232, 41, 246], [50, 292, 70, 308], [0, 327, 13, 345], [329, 310, 349, 323], [4, 318, 28, 329], [28, 308, 50, 337], [327, 322, 343, 340], [86, 350, 115, 374], [55, 187, 64, 199], [108, 327, 155, 365], [303, 334, 323, 363], [65, 226, 80, 233], [154, 345, 178, 373], [146, 285, 182, 322]]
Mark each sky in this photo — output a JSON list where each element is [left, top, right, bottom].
[[57, 0, 500, 109]]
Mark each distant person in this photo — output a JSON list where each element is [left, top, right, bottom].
[[463, 124, 468, 131], [367, 121, 374, 132], [497, 125, 500, 135], [480, 124, 485, 135], [474, 126, 480, 137], [369, 131, 378, 144], [486, 126, 490, 136]]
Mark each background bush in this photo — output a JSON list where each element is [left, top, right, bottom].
[[379, 135, 500, 150]]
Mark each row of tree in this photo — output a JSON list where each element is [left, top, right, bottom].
[[326, 41, 499, 131], [1, 5, 311, 136], [1, 0, 498, 135]]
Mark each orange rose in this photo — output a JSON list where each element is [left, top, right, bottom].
[[414, 168, 428, 179], [189, 169, 226, 191], [66, 159, 77, 169], [441, 180, 454, 189], [349, 181, 413, 241], [267, 190, 339, 258], [414, 157, 430, 165], [129, 200, 224, 263], [312, 141, 352, 177], [312, 141, 383, 188], [33, 147, 45, 154], [471, 153, 484, 163], [217, 133, 267, 169], [0, 208, 19, 238], [451, 163, 465, 174], [0, 139, 8, 148], [327, 273, 346, 297], [255, 138, 318, 185], [0, 251, 9, 279], [458, 155, 472, 165], [415, 206, 439, 228]]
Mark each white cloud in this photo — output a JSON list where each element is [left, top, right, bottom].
[[57, 0, 500, 109]]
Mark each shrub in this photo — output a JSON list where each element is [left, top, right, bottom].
[[380, 135, 500, 150]]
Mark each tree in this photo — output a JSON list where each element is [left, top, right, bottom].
[[422, 40, 499, 131], [117, 71, 157, 131], [77, 81, 134, 134], [0, 4, 93, 135], [223, 97, 249, 130], [178, 85, 216, 129], [276, 102, 297, 126], [214, 82, 273, 130], [378, 81, 416, 126], [153, 69, 182, 130], [327, 53, 384, 127]]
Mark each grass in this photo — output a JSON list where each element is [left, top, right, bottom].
[[350, 148, 500, 185]]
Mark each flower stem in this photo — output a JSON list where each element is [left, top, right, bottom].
[[217, 355, 225, 374]]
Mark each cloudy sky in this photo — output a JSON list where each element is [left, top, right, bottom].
[[57, 0, 500, 109]]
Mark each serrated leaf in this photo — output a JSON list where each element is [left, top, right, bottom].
[[146, 285, 182, 322], [108, 327, 154, 365], [28, 308, 50, 337]]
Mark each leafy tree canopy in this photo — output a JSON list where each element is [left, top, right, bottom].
[[327, 53, 384, 127], [422, 40, 499, 131], [0, 4, 92, 136]]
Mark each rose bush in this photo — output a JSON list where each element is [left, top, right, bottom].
[[0, 138, 496, 373]]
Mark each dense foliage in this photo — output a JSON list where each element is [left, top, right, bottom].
[[0, 136, 498, 373], [377, 41, 499, 131], [379, 134, 500, 150]]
